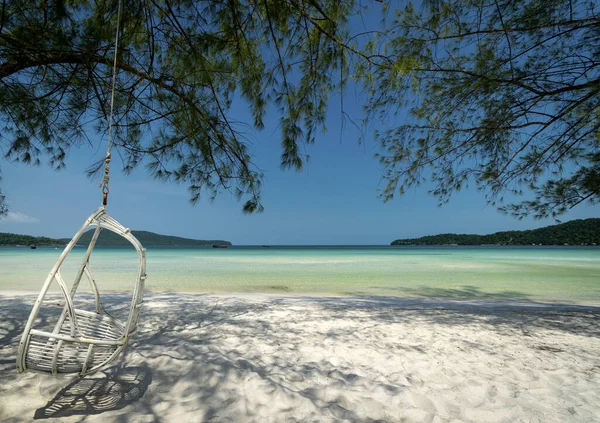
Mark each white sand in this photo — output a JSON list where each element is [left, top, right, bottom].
[[1, 292, 600, 422]]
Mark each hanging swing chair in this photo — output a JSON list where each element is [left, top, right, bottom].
[[16, 0, 146, 376], [16, 207, 147, 376]]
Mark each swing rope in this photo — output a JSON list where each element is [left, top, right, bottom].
[[101, 0, 123, 206]]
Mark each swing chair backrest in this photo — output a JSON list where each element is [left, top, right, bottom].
[[16, 207, 147, 376]]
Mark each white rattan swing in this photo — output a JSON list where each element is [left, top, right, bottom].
[[16, 0, 146, 376], [16, 208, 147, 376]]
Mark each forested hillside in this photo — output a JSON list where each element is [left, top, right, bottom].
[[392, 219, 600, 246], [0, 230, 230, 247], [67, 230, 231, 246], [0, 233, 63, 246]]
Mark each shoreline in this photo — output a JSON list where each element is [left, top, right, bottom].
[[1, 292, 600, 422], [3, 289, 600, 309]]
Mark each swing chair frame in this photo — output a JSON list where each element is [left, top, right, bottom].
[[16, 206, 147, 376]]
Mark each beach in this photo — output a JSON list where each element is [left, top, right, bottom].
[[2, 0, 600, 419], [1, 292, 600, 422]]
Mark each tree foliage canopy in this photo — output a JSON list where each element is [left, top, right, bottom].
[[0, 0, 352, 213], [368, 0, 600, 218], [0, 0, 599, 219]]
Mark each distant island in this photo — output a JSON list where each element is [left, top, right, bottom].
[[0, 233, 63, 247], [0, 230, 231, 247], [391, 218, 600, 246]]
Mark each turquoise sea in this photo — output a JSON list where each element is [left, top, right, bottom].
[[0, 246, 599, 302]]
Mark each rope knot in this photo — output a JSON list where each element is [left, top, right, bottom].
[[100, 151, 111, 200]]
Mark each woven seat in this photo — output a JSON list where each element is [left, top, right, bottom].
[[17, 207, 146, 376]]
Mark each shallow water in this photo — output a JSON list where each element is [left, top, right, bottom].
[[1, 246, 599, 302]]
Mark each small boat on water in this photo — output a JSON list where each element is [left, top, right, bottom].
[[212, 244, 229, 249], [30, 245, 37, 249]]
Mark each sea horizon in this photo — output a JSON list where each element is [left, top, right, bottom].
[[3, 244, 599, 248]]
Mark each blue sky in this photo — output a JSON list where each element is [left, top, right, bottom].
[[1, 94, 598, 245], [1, 4, 598, 244]]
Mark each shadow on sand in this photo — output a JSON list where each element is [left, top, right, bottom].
[[33, 365, 152, 419], [1, 290, 599, 421]]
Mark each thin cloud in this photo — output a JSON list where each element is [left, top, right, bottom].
[[3, 211, 41, 223]]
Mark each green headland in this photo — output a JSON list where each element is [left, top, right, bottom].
[[391, 218, 600, 246]]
